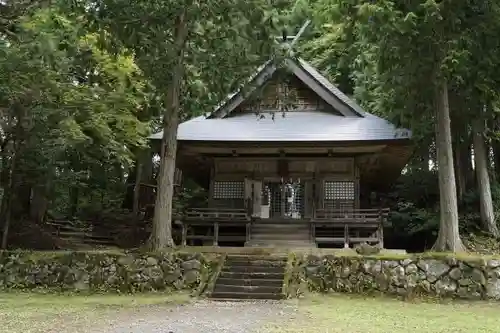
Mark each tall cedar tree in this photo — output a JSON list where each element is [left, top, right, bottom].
[[88, 0, 282, 249]]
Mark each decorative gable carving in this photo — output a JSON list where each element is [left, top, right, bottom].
[[235, 74, 341, 115]]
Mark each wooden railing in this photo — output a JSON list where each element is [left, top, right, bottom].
[[184, 208, 249, 221], [313, 208, 389, 223], [181, 208, 251, 246], [311, 208, 389, 248], [45, 220, 115, 248]]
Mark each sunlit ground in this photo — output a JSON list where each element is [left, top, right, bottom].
[[2, 292, 500, 333], [268, 294, 500, 333], [0, 292, 190, 333]]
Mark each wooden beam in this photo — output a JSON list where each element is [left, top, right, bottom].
[[181, 145, 388, 155], [290, 20, 311, 46]]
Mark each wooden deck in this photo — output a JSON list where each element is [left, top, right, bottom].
[[179, 207, 389, 248]]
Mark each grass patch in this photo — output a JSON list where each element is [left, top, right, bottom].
[[267, 294, 500, 333], [0, 292, 190, 333]]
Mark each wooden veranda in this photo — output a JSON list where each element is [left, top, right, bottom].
[[176, 207, 389, 248]]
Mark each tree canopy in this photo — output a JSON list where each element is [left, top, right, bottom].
[[2, 0, 500, 254]]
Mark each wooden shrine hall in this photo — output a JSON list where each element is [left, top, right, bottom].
[[150, 56, 412, 249]]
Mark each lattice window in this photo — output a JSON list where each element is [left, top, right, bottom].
[[213, 181, 244, 199], [324, 181, 355, 200], [264, 182, 282, 218]]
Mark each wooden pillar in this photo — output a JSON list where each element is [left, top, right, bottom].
[[214, 222, 219, 246], [304, 180, 313, 218], [344, 224, 349, 248], [208, 161, 215, 207], [354, 163, 360, 209], [246, 222, 251, 242], [181, 223, 187, 246], [378, 225, 384, 248], [378, 209, 385, 248], [244, 178, 252, 215], [310, 222, 315, 243], [252, 180, 262, 217]]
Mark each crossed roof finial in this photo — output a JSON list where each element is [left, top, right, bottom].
[[275, 20, 311, 46]]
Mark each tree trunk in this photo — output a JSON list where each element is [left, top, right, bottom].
[[133, 157, 143, 215], [147, 12, 189, 250], [1, 103, 25, 249], [454, 145, 466, 203], [455, 126, 472, 203], [472, 110, 498, 236], [30, 184, 48, 224], [141, 149, 154, 208], [432, 80, 466, 252], [0, 155, 15, 249], [493, 115, 500, 180], [1, 140, 19, 249]]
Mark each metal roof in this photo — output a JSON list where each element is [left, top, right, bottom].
[[149, 111, 411, 142], [150, 57, 412, 142]]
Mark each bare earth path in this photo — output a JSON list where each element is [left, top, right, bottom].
[[81, 300, 297, 333]]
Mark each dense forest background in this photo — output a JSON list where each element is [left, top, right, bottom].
[[1, 0, 500, 253]]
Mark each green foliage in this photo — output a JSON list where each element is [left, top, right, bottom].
[[0, 4, 154, 228], [173, 179, 208, 214], [82, 0, 286, 118]]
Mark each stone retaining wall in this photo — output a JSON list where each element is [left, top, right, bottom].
[[0, 251, 219, 293], [4, 250, 500, 300], [300, 254, 500, 300]]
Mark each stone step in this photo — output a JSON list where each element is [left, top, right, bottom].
[[216, 277, 283, 287], [210, 291, 283, 300], [221, 265, 285, 274], [226, 255, 287, 262], [213, 284, 282, 294], [218, 271, 285, 280], [224, 259, 286, 268]]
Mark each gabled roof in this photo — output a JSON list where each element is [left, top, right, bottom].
[[209, 57, 365, 119], [150, 57, 412, 143]]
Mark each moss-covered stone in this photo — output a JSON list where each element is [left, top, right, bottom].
[[0, 250, 220, 293], [297, 253, 500, 301]]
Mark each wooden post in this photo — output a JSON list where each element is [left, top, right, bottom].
[[181, 223, 187, 246], [246, 222, 251, 242], [378, 225, 384, 249], [344, 224, 349, 248], [378, 209, 385, 248], [310, 222, 315, 243], [214, 222, 219, 246]]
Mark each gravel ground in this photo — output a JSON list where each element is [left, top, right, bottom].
[[84, 300, 297, 333]]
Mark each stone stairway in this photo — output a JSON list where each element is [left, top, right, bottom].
[[245, 222, 315, 247], [210, 255, 287, 300]]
